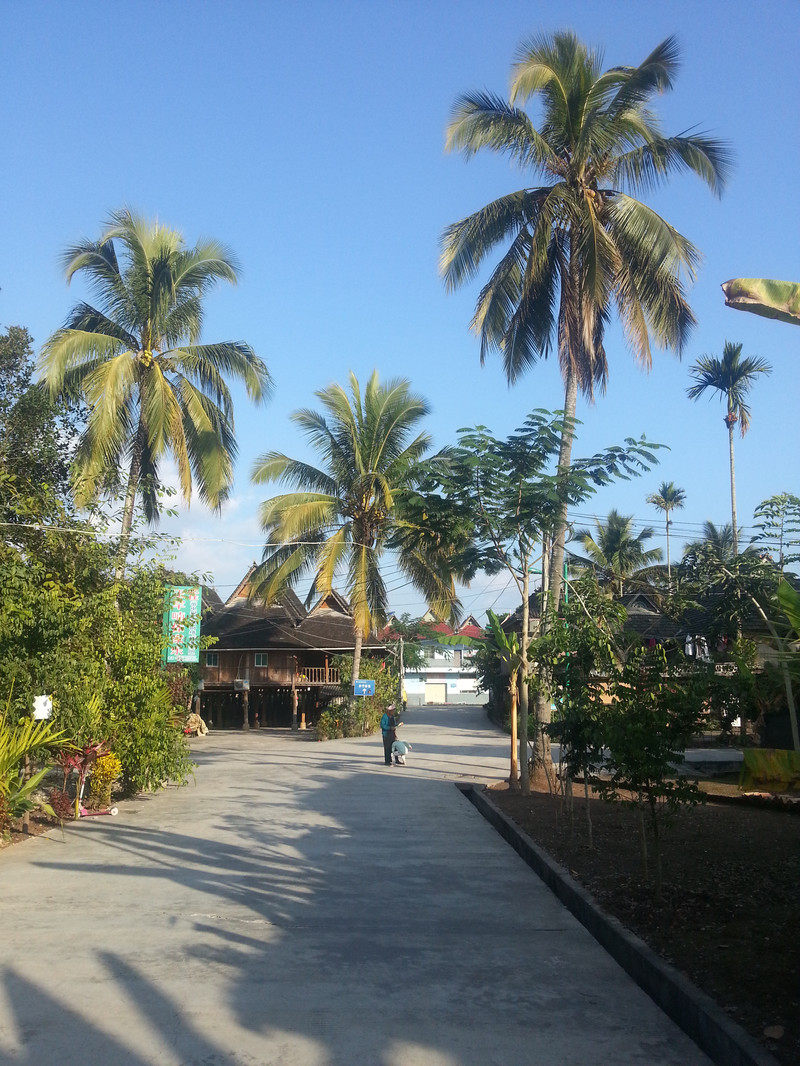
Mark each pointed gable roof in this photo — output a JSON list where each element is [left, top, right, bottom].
[[226, 562, 259, 605], [203, 570, 384, 653], [309, 590, 351, 615], [457, 619, 485, 640]]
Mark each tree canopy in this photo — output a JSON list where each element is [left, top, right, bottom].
[[40, 208, 272, 570], [251, 371, 463, 679]]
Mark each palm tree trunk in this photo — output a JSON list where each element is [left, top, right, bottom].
[[665, 512, 672, 591], [727, 413, 747, 736], [534, 366, 578, 783], [115, 421, 146, 581], [549, 367, 578, 609], [728, 418, 739, 556], [352, 627, 364, 686], [519, 564, 530, 794]]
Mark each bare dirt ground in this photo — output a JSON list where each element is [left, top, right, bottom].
[[488, 783, 799, 1065]]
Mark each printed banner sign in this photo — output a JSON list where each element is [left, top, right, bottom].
[[162, 586, 202, 664]]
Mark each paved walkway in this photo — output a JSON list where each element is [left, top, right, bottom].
[[0, 704, 711, 1066]]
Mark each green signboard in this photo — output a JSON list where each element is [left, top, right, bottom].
[[162, 585, 202, 664]]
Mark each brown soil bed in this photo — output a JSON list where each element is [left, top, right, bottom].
[[488, 783, 799, 1065], [1, 811, 61, 847]]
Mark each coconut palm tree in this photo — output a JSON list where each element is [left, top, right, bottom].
[[250, 371, 460, 681], [40, 208, 272, 575], [441, 32, 729, 612], [687, 342, 772, 554], [647, 481, 686, 589], [571, 510, 663, 597], [681, 520, 736, 571]]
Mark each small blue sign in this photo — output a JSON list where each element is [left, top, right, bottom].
[[353, 679, 376, 696]]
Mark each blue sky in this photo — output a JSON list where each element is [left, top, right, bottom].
[[2, 0, 798, 618]]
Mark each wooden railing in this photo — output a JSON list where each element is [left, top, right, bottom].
[[294, 665, 341, 685]]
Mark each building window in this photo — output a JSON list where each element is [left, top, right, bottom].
[[254, 652, 268, 668], [205, 651, 219, 667]]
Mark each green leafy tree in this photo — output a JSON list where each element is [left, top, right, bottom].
[[327, 652, 398, 739], [752, 493, 800, 573], [441, 31, 729, 614], [572, 509, 663, 597], [679, 534, 776, 640], [380, 614, 441, 703], [484, 611, 524, 789], [703, 639, 772, 741], [532, 576, 626, 843], [674, 540, 795, 746], [471, 635, 507, 717], [0, 483, 194, 792], [687, 341, 772, 554], [40, 208, 272, 575], [596, 646, 707, 900], [646, 481, 686, 590], [432, 412, 660, 789], [251, 371, 461, 682], [0, 326, 82, 521]]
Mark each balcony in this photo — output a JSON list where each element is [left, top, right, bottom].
[[294, 665, 341, 685]]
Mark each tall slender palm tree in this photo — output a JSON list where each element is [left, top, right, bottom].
[[441, 32, 729, 612], [572, 509, 663, 598], [250, 371, 460, 681], [647, 481, 686, 589], [687, 342, 772, 555], [40, 209, 272, 575]]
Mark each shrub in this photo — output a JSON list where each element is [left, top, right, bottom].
[[48, 788, 74, 822], [112, 689, 192, 794], [316, 709, 344, 741], [316, 700, 383, 740], [330, 653, 398, 739], [88, 751, 122, 809]]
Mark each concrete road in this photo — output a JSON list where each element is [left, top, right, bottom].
[[0, 704, 711, 1066]]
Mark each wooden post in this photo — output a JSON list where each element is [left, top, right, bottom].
[[22, 755, 31, 835], [242, 687, 250, 730], [291, 659, 298, 730], [509, 676, 519, 790]]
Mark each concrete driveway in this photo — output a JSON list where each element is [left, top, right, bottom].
[[0, 704, 711, 1065]]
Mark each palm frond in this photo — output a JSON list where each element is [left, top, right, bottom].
[[259, 493, 339, 540], [251, 542, 322, 604], [440, 189, 538, 292], [39, 329, 130, 395], [611, 134, 731, 197], [445, 91, 556, 173], [251, 452, 337, 496]]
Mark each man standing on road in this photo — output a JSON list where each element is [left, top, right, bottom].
[[380, 704, 401, 766]]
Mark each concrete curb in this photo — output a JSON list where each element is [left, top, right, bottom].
[[458, 783, 780, 1066]]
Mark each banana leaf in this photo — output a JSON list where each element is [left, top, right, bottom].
[[778, 579, 800, 636], [722, 278, 800, 326]]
